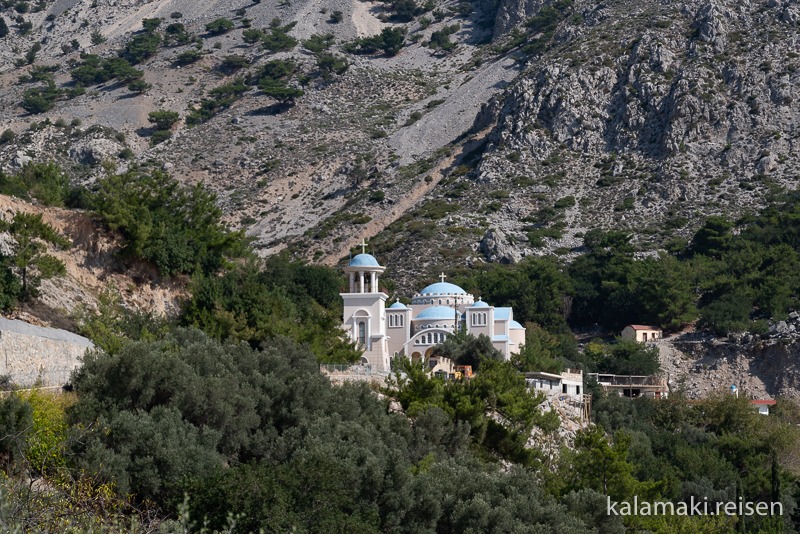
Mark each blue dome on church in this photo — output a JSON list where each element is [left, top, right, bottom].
[[415, 306, 459, 320], [471, 300, 490, 308], [418, 282, 467, 295], [389, 301, 407, 309], [349, 253, 380, 267]]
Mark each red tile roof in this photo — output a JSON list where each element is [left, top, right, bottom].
[[750, 400, 777, 405]]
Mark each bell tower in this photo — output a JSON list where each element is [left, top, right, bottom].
[[340, 243, 389, 372]]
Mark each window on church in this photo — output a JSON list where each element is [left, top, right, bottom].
[[399, 316, 404, 327], [358, 322, 366, 346]]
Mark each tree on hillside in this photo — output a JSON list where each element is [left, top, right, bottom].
[[430, 330, 501, 371], [0, 212, 69, 300], [205, 18, 234, 36], [0, 17, 9, 38], [380, 27, 405, 56], [147, 110, 180, 130]]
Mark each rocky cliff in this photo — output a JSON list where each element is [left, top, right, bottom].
[[0, 0, 797, 290], [658, 314, 800, 400]]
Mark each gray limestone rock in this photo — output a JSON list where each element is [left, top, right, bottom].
[[480, 228, 522, 264], [68, 138, 123, 165]]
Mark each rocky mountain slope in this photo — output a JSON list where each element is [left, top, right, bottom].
[[658, 314, 800, 401], [0, 0, 797, 291], [0, 194, 185, 325]]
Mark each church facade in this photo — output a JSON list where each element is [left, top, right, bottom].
[[341, 252, 526, 373]]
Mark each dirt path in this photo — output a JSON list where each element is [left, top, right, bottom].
[[321, 126, 494, 266]]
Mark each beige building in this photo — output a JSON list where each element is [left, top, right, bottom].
[[525, 369, 584, 399], [341, 252, 526, 373], [621, 324, 662, 342]]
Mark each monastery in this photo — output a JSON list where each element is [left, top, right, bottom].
[[341, 251, 525, 373]]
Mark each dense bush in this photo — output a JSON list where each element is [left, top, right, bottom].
[[344, 27, 406, 56], [187, 79, 249, 123], [181, 257, 359, 362], [0, 161, 71, 206], [205, 17, 234, 35], [86, 168, 245, 276], [20, 83, 62, 113], [65, 329, 609, 531]]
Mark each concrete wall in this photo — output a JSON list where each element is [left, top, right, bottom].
[[0, 318, 93, 387]]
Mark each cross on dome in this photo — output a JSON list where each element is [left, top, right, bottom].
[[359, 240, 368, 254], [439, 272, 447, 283]]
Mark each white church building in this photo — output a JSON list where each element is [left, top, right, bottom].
[[341, 251, 526, 373]]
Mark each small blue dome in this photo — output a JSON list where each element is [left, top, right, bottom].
[[349, 253, 380, 267], [415, 306, 459, 320], [389, 301, 407, 309], [471, 300, 490, 308], [418, 282, 466, 295], [510, 320, 524, 329]]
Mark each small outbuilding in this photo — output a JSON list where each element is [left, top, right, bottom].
[[621, 324, 662, 343], [751, 399, 776, 416]]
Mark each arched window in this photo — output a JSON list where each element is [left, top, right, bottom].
[[471, 313, 476, 325], [399, 316, 404, 327], [358, 322, 366, 346], [438, 299, 442, 305]]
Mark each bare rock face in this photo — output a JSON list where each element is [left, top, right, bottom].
[[480, 228, 522, 264], [493, 0, 548, 37], [68, 139, 123, 166]]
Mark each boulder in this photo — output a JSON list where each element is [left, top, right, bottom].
[[479, 228, 522, 264]]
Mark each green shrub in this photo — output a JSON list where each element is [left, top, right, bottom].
[[120, 31, 161, 64], [149, 130, 172, 146], [302, 33, 334, 53], [90, 30, 105, 44], [175, 48, 202, 65], [127, 79, 151, 93], [86, 169, 245, 276], [148, 110, 180, 130], [205, 18, 234, 35], [242, 28, 265, 44], [554, 195, 576, 209], [20, 83, 62, 114], [218, 54, 250, 73]]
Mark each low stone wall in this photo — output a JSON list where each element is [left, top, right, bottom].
[[0, 318, 93, 387]]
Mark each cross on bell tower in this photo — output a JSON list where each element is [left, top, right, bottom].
[[359, 239, 368, 254]]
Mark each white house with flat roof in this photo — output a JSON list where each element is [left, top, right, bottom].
[[525, 369, 584, 399], [341, 250, 525, 373]]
